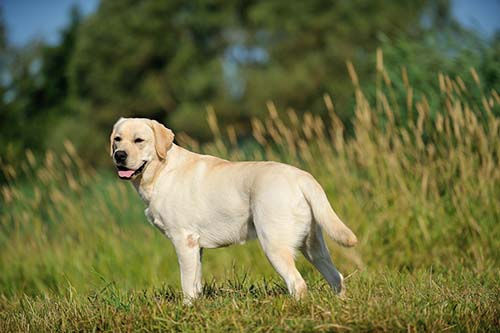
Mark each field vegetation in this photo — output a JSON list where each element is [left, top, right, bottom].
[[1, 60, 499, 331]]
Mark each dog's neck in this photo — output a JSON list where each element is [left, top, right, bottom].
[[131, 143, 188, 204], [131, 162, 161, 204], [131, 146, 173, 204]]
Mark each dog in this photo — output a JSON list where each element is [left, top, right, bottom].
[[110, 117, 357, 302]]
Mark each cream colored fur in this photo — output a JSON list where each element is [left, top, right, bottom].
[[110, 118, 357, 303]]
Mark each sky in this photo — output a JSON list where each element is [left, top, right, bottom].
[[2, 0, 99, 46], [1, 0, 500, 47], [452, 0, 500, 37]]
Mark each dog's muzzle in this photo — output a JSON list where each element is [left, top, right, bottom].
[[116, 161, 147, 180]]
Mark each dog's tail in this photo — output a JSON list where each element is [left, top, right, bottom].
[[300, 174, 357, 247]]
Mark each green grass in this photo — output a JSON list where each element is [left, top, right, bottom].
[[1, 270, 498, 332], [1, 65, 499, 331]]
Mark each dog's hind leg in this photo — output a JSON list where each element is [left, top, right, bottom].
[[260, 242, 308, 299], [253, 217, 308, 298], [300, 224, 344, 294]]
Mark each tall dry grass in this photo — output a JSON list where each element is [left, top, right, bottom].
[[1, 59, 499, 299]]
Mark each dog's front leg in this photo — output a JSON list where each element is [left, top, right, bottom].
[[172, 233, 203, 304]]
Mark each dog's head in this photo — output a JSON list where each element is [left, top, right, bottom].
[[110, 118, 174, 180]]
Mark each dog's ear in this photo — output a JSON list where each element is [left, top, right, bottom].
[[151, 120, 174, 160]]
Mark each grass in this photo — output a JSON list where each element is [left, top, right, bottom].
[[1, 270, 498, 332], [1, 59, 499, 331]]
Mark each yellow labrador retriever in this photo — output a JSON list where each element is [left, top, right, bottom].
[[110, 118, 357, 302]]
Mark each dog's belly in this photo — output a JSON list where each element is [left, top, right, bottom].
[[198, 214, 257, 248], [147, 196, 257, 249]]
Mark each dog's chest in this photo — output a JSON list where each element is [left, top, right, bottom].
[[144, 207, 173, 238]]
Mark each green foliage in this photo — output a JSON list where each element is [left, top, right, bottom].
[[241, 0, 429, 119], [1, 271, 498, 332], [3, 0, 500, 168], [0, 7, 82, 167], [1, 64, 499, 329], [372, 30, 500, 120], [68, 0, 238, 158], [67, 0, 434, 148], [1, 1, 499, 329], [0, 44, 45, 160]]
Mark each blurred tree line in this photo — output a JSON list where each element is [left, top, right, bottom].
[[0, 0, 499, 166]]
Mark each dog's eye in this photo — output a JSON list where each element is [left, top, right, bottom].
[[114, 137, 121, 142], [135, 138, 144, 143]]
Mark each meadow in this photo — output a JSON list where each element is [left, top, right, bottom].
[[1, 62, 499, 332]]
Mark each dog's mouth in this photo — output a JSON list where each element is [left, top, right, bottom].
[[116, 161, 147, 180]]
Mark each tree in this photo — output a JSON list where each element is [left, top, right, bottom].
[[0, 6, 83, 165], [239, 0, 432, 121], [69, 0, 237, 153], [70, 0, 440, 150]]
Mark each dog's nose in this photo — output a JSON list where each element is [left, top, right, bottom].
[[114, 150, 127, 163]]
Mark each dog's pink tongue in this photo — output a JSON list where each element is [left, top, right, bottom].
[[118, 169, 134, 178]]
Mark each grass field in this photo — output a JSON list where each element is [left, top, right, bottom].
[[1, 65, 499, 331]]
